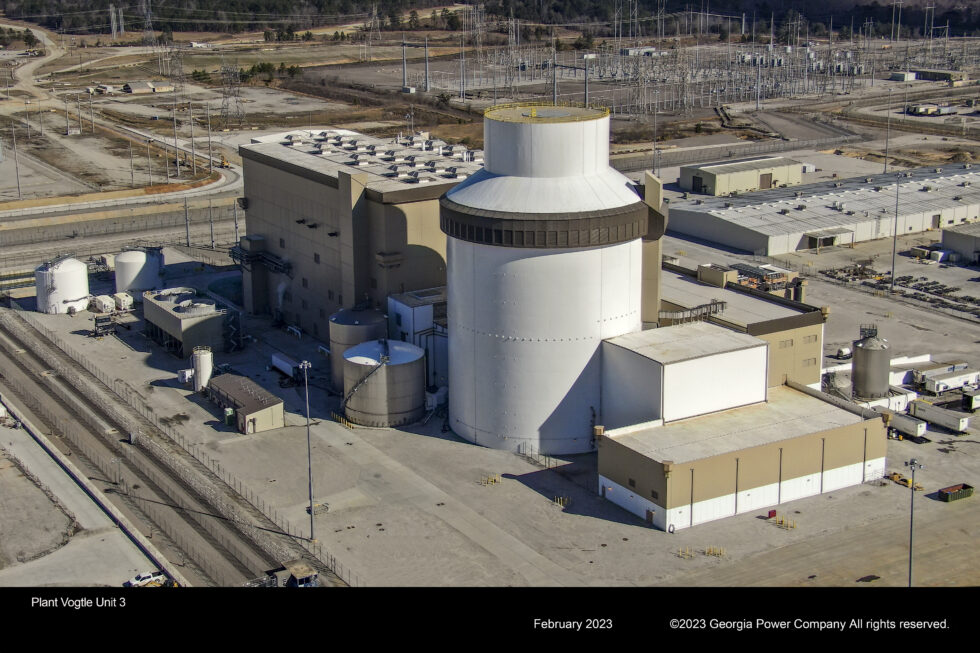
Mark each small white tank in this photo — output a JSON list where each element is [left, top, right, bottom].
[[192, 346, 213, 392], [114, 249, 162, 296], [91, 295, 115, 313], [35, 258, 90, 314]]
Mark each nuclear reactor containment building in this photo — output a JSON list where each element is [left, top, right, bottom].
[[441, 104, 664, 455]]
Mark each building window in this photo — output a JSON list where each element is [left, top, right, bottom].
[[302, 278, 308, 288], [651, 490, 659, 500], [328, 290, 334, 301], [314, 252, 320, 263], [338, 294, 342, 305], [628, 478, 636, 488], [313, 323, 318, 336], [279, 238, 285, 248], [803, 334, 818, 344], [779, 339, 794, 349], [802, 357, 817, 367], [319, 308, 325, 319], [301, 299, 308, 309], [283, 291, 292, 303], [395, 313, 402, 326], [401, 331, 407, 341], [370, 277, 377, 289]]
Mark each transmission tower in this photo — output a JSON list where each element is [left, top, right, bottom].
[[110, 4, 118, 41], [220, 59, 246, 129], [118, 6, 125, 37], [140, 0, 155, 46]]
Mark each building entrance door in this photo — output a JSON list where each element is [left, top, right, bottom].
[[760, 173, 773, 189]]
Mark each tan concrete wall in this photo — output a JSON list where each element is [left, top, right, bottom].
[[662, 419, 884, 509], [598, 416, 886, 510], [680, 163, 803, 196], [755, 323, 823, 387], [242, 159, 449, 339], [596, 435, 668, 505], [240, 403, 285, 434]]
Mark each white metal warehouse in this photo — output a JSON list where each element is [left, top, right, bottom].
[[668, 164, 980, 255]]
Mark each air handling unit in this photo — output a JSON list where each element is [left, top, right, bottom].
[[441, 103, 660, 455]]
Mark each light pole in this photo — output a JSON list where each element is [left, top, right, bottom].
[[24, 100, 31, 139], [905, 457, 923, 588], [300, 360, 315, 542]]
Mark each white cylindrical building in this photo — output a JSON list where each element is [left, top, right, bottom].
[[114, 248, 163, 296], [441, 103, 652, 455], [35, 258, 90, 314]]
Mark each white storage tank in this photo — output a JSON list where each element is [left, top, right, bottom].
[[35, 258, 90, 314], [192, 346, 213, 392], [114, 248, 163, 296], [343, 339, 425, 427], [441, 103, 651, 454], [328, 307, 387, 392]]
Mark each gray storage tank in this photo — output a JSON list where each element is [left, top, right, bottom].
[[342, 339, 425, 427], [328, 307, 387, 392], [852, 327, 890, 399]]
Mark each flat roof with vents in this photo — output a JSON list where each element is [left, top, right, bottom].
[[682, 156, 801, 175], [240, 129, 484, 198]]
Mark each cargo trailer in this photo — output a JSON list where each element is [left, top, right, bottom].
[[908, 400, 971, 432]]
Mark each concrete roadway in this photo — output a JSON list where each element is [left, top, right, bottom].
[[0, 424, 158, 587]]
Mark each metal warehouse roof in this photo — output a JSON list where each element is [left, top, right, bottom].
[[609, 386, 862, 464], [671, 164, 980, 237], [944, 221, 980, 237], [605, 321, 766, 364], [682, 156, 801, 175]]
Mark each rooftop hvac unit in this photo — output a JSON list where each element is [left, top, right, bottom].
[[796, 204, 807, 210], [834, 182, 843, 187], [865, 177, 874, 183], [922, 185, 934, 192], [725, 202, 734, 208], [795, 191, 804, 197], [935, 168, 943, 173], [963, 163, 972, 169], [874, 186, 883, 192], [779, 208, 790, 215]]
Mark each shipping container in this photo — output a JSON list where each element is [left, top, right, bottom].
[[271, 352, 299, 379], [963, 387, 980, 412], [908, 400, 971, 432], [876, 408, 928, 437]]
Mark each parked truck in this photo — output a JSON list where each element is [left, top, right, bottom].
[[876, 408, 928, 438], [908, 400, 971, 433], [271, 352, 300, 380]]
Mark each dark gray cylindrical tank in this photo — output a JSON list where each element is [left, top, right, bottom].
[[328, 307, 387, 392], [343, 339, 425, 427], [852, 335, 890, 399]]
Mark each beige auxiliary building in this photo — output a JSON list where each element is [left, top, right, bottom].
[[679, 156, 803, 196], [207, 373, 285, 434], [659, 263, 825, 387], [143, 288, 226, 358], [235, 129, 483, 339]]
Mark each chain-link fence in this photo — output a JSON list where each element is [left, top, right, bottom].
[[5, 304, 360, 587]]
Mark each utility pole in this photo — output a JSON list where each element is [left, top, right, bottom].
[[891, 172, 901, 293], [184, 197, 190, 246], [146, 140, 153, 185], [233, 201, 240, 244], [64, 96, 70, 134], [129, 140, 135, 187], [24, 100, 31, 139], [12, 125, 22, 199], [884, 89, 892, 174], [172, 92, 181, 178], [189, 101, 197, 176], [76, 94, 82, 134], [206, 102, 213, 173], [208, 199, 214, 249], [89, 94, 95, 132]]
